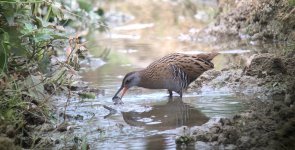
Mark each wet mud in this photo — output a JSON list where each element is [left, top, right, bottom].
[[189, 51, 295, 149]]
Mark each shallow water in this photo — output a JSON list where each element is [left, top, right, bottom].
[[53, 69, 247, 149], [50, 0, 282, 149]]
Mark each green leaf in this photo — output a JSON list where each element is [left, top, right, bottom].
[[38, 52, 50, 73], [2, 4, 16, 26], [25, 23, 37, 32], [0, 30, 9, 73], [24, 75, 45, 102], [49, 67, 67, 83], [51, 2, 63, 20], [0, 46, 8, 73], [34, 34, 53, 43], [50, 32, 68, 39], [35, 16, 49, 28], [81, 136, 89, 150], [20, 23, 37, 35], [77, 0, 93, 12]]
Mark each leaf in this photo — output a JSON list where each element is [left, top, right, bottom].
[[36, 28, 67, 41], [0, 30, 9, 73], [20, 23, 37, 35], [81, 136, 89, 150], [34, 34, 53, 43], [25, 23, 37, 32], [51, 2, 63, 20], [35, 16, 49, 28], [38, 52, 51, 73], [50, 32, 68, 39], [49, 67, 67, 83], [0, 47, 7, 73], [24, 75, 45, 102], [2, 4, 16, 26], [77, 0, 93, 12]]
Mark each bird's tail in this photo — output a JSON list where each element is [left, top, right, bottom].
[[197, 51, 219, 61]]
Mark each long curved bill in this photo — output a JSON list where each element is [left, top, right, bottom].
[[112, 86, 128, 100]]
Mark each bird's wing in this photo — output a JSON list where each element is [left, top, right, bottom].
[[147, 53, 217, 83], [146, 53, 184, 69]]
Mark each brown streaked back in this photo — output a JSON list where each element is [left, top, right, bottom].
[[145, 52, 218, 85]]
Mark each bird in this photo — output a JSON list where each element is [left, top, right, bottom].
[[112, 52, 219, 104]]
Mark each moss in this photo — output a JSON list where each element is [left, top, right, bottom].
[[175, 136, 194, 145], [288, 0, 295, 6], [78, 92, 96, 99]]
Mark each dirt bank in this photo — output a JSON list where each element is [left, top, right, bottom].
[[205, 0, 295, 42], [187, 51, 295, 149], [185, 1, 295, 148]]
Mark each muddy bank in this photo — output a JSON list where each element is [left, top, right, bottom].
[[193, 52, 295, 100], [201, 0, 295, 42], [187, 51, 295, 149]]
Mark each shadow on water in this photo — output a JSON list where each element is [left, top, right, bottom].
[[122, 97, 209, 130]]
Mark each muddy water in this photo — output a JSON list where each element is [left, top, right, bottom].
[[52, 0, 254, 149]]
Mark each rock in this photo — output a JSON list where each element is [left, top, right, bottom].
[[195, 133, 209, 142], [40, 123, 55, 132], [24, 110, 46, 125], [220, 118, 232, 126], [210, 126, 221, 134], [245, 54, 286, 77], [55, 139, 60, 144], [175, 136, 194, 145], [237, 136, 251, 148], [57, 122, 72, 132], [239, 136, 250, 143], [251, 33, 263, 40], [68, 81, 88, 91], [59, 112, 74, 119], [218, 133, 228, 144], [209, 134, 219, 142], [74, 114, 84, 120], [233, 114, 241, 121], [225, 144, 237, 150], [223, 126, 239, 144]]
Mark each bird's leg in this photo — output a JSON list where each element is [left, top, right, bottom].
[[178, 90, 183, 98], [168, 90, 173, 97]]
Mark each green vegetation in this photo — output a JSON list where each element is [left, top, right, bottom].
[[288, 0, 295, 6], [0, 0, 105, 148], [78, 92, 96, 99]]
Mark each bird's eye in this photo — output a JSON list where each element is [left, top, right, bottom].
[[125, 79, 130, 84]]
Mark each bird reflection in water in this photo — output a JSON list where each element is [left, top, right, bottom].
[[122, 97, 209, 130]]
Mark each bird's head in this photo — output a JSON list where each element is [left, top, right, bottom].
[[112, 71, 140, 101]]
